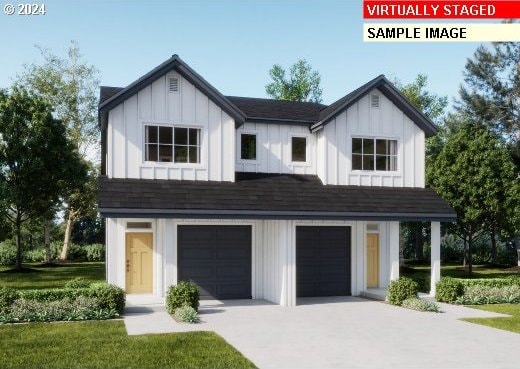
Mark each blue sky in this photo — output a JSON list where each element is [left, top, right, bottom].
[[0, 0, 483, 108]]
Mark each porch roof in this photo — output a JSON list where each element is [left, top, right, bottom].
[[98, 173, 456, 222]]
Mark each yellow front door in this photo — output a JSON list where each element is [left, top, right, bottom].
[[126, 232, 153, 293], [366, 234, 379, 288]]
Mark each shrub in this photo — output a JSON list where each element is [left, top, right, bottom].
[[89, 283, 125, 314], [173, 304, 198, 323], [387, 277, 419, 305], [459, 277, 520, 288], [0, 240, 16, 266], [20, 288, 90, 302], [166, 281, 199, 314], [407, 274, 430, 293], [0, 287, 20, 313], [456, 285, 520, 305], [401, 298, 440, 312], [65, 277, 91, 289], [435, 277, 464, 303], [23, 248, 46, 263], [84, 244, 105, 262]]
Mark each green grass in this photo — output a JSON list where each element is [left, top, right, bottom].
[[0, 262, 105, 289], [463, 304, 520, 334], [0, 320, 255, 369]]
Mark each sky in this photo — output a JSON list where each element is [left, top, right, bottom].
[[0, 0, 485, 108]]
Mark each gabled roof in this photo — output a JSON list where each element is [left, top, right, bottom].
[[226, 96, 325, 125], [98, 173, 456, 222], [311, 75, 438, 136], [98, 55, 246, 128]]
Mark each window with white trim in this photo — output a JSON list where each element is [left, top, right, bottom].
[[240, 133, 257, 160], [352, 137, 397, 171], [145, 126, 200, 164], [291, 136, 307, 162]]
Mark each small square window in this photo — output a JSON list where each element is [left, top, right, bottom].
[[241, 134, 257, 160], [291, 137, 307, 162]]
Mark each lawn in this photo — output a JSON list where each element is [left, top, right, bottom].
[[0, 262, 105, 289], [402, 264, 519, 279], [463, 304, 520, 334], [0, 320, 256, 369]]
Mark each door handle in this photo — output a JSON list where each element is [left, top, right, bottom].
[[126, 260, 130, 272]]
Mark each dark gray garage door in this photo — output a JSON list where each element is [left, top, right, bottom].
[[178, 225, 252, 300], [296, 226, 351, 297]]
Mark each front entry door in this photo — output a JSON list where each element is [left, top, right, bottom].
[[126, 232, 153, 293], [366, 234, 379, 288]]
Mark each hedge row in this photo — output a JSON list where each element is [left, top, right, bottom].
[[435, 276, 520, 304], [0, 281, 125, 323]]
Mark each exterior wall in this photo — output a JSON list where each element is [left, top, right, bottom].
[[316, 88, 425, 187], [235, 122, 316, 175], [106, 71, 235, 181], [105, 217, 399, 305]]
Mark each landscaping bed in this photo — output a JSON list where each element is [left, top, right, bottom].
[[0, 278, 124, 324]]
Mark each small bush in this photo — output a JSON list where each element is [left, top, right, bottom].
[[173, 304, 198, 323], [89, 283, 125, 314], [387, 277, 419, 305], [0, 287, 20, 313], [407, 274, 430, 293], [0, 240, 16, 266], [435, 277, 464, 303], [84, 244, 105, 262], [401, 298, 440, 312], [65, 277, 91, 289], [20, 288, 90, 302], [166, 281, 199, 314], [459, 277, 520, 288], [23, 248, 46, 263]]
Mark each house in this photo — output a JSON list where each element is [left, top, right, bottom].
[[98, 55, 455, 306]]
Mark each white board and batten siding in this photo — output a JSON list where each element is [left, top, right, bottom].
[[107, 71, 235, 182], [316, 88, 426, 188], [235, 123, 316, 175]]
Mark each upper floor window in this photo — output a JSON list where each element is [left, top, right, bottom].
[[291, 136, 307, 162], [241, 133, 257, 160], [352, 137, 397, 171], [145, 125, 200, 164]]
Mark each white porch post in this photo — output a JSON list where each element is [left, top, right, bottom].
[[430, 221, 441, 296], [389, 221, 400, 281]]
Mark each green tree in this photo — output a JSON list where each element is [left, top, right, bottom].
[[265, 59, 322, 103], [16, 41, 100, 260], [427, 121, 519, 273], [0, 88, 86, 270], [394, 74, 448, 260]]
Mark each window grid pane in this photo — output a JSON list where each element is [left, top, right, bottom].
[[352, 138, 397, 171]]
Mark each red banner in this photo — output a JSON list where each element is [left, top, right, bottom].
[[363, 1, 520, 19]]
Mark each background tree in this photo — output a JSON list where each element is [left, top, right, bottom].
[[16, 41, 100, 260], [265, 59, 323, 103], [0, 88, 86, 270], [427, 121, 519, 274], [394, 74, 448, 261]]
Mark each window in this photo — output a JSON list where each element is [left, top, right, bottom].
[[241, 134, 257, 160], [145, 126, 200, 164], [352, 137, 397, 171], [292, 136, 307, 162]]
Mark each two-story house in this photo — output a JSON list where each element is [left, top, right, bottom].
[[98, 55, 455, 306]]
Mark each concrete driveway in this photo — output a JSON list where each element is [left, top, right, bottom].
[[125, 296, 520, 369]]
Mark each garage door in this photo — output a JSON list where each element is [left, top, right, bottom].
[[296, 226, 351, 297], [178, 225, 252, 299]]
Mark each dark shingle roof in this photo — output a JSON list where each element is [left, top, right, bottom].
[[98, 173, 456, 221], [100, 86, 123, 105], [226, 96, 326, 124]]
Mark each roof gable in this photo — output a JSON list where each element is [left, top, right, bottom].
[[312, 75, 438, 137], [98, 55, 245, 129]]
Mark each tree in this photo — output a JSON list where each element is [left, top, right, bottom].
[[427, 121, 519, 273], [394, 74, 449, 261], [265, 59, 323, 103], [0, 88, 85, 270], [16, 41, 100, 260]]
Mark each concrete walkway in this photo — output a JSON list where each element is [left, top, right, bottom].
[[124, 296, 519, 368]]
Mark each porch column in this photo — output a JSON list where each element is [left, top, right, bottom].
[[430, 221, 441, 296], [389, 221, 400, 281]]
